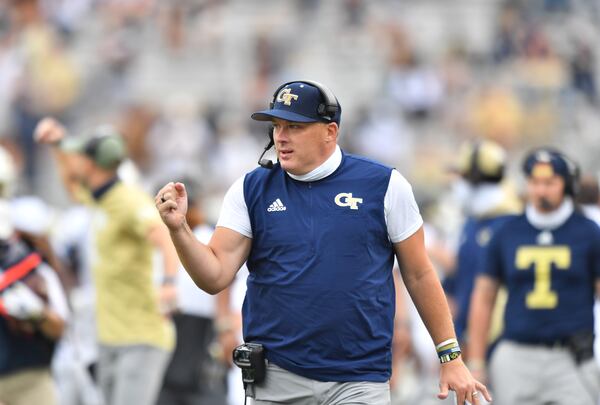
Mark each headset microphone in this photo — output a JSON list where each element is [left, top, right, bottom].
[[258, 127, 275, 169]]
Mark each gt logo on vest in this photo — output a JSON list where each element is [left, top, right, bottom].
[[334, 193, 363, 210]]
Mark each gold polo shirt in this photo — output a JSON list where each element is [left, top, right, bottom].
[[89, 181, 174, 350]]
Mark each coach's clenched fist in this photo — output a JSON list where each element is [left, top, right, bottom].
[[155, 182, 189, 232]]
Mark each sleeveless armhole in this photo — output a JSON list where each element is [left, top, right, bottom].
[[216, 175, 253, 238]]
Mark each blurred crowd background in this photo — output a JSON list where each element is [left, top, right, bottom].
[[1, 0, 600, 404], [2, 0, 600, 216]]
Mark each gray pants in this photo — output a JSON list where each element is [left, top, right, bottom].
[[98, 344, 172, 405], [489, 340, 600, 405], [251, 361, 391, 405]]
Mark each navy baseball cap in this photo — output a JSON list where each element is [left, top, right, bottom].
[[523, 148, 571, 180], [522, 147, 580, 195], [251, 81, 342, 125]]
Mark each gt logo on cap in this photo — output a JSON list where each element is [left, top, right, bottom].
[[276, 88, 299, 106]]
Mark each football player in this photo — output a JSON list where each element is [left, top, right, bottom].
[[443, 140, 520, 348], [468, 148, 600, 405]]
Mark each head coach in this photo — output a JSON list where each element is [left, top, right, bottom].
[[156, 80, 490, 405]]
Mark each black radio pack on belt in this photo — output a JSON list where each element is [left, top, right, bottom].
[[567, 330, 595, 364], [233, 342, 266, 385]]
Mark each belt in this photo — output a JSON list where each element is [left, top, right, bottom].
[[511, 338, 569, 349]]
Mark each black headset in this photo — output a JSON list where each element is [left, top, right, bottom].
[[258, 80, 340, 169], [563, 155, 580, 196], [258, 126, 275, 169], [522, 147, 580, 196]]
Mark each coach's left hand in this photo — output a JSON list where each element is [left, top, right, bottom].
[[438, 357, 492, 405]]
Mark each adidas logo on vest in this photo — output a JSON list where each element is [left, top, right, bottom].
[[267, 198, 287, 212]]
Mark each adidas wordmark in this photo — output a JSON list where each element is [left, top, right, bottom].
[[267, 198, 287, 212]]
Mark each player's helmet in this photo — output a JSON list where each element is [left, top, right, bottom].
[[456, 140, 506, 185]]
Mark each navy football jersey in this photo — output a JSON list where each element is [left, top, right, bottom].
[[483, 211, 600, 343], [242, 153, 397, 382]]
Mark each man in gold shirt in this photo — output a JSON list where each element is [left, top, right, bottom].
[[35, 118, 178, 405]]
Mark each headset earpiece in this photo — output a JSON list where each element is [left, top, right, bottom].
[[561, 153, 580, 196]]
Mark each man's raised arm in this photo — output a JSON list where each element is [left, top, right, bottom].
[[155, 182, 251, 294]]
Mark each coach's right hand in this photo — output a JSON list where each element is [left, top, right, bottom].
[[156, 182, 188, 232]]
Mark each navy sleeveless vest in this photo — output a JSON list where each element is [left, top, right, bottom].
[[242, 152, 395, 382]]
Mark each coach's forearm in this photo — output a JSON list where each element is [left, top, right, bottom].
[[169, 224, 227, 294], [402, 266, 456, 344]]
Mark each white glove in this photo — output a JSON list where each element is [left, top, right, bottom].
[[1, 282, 45, 320]]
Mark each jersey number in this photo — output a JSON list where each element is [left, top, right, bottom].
[[515, 246, 570, 309]]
